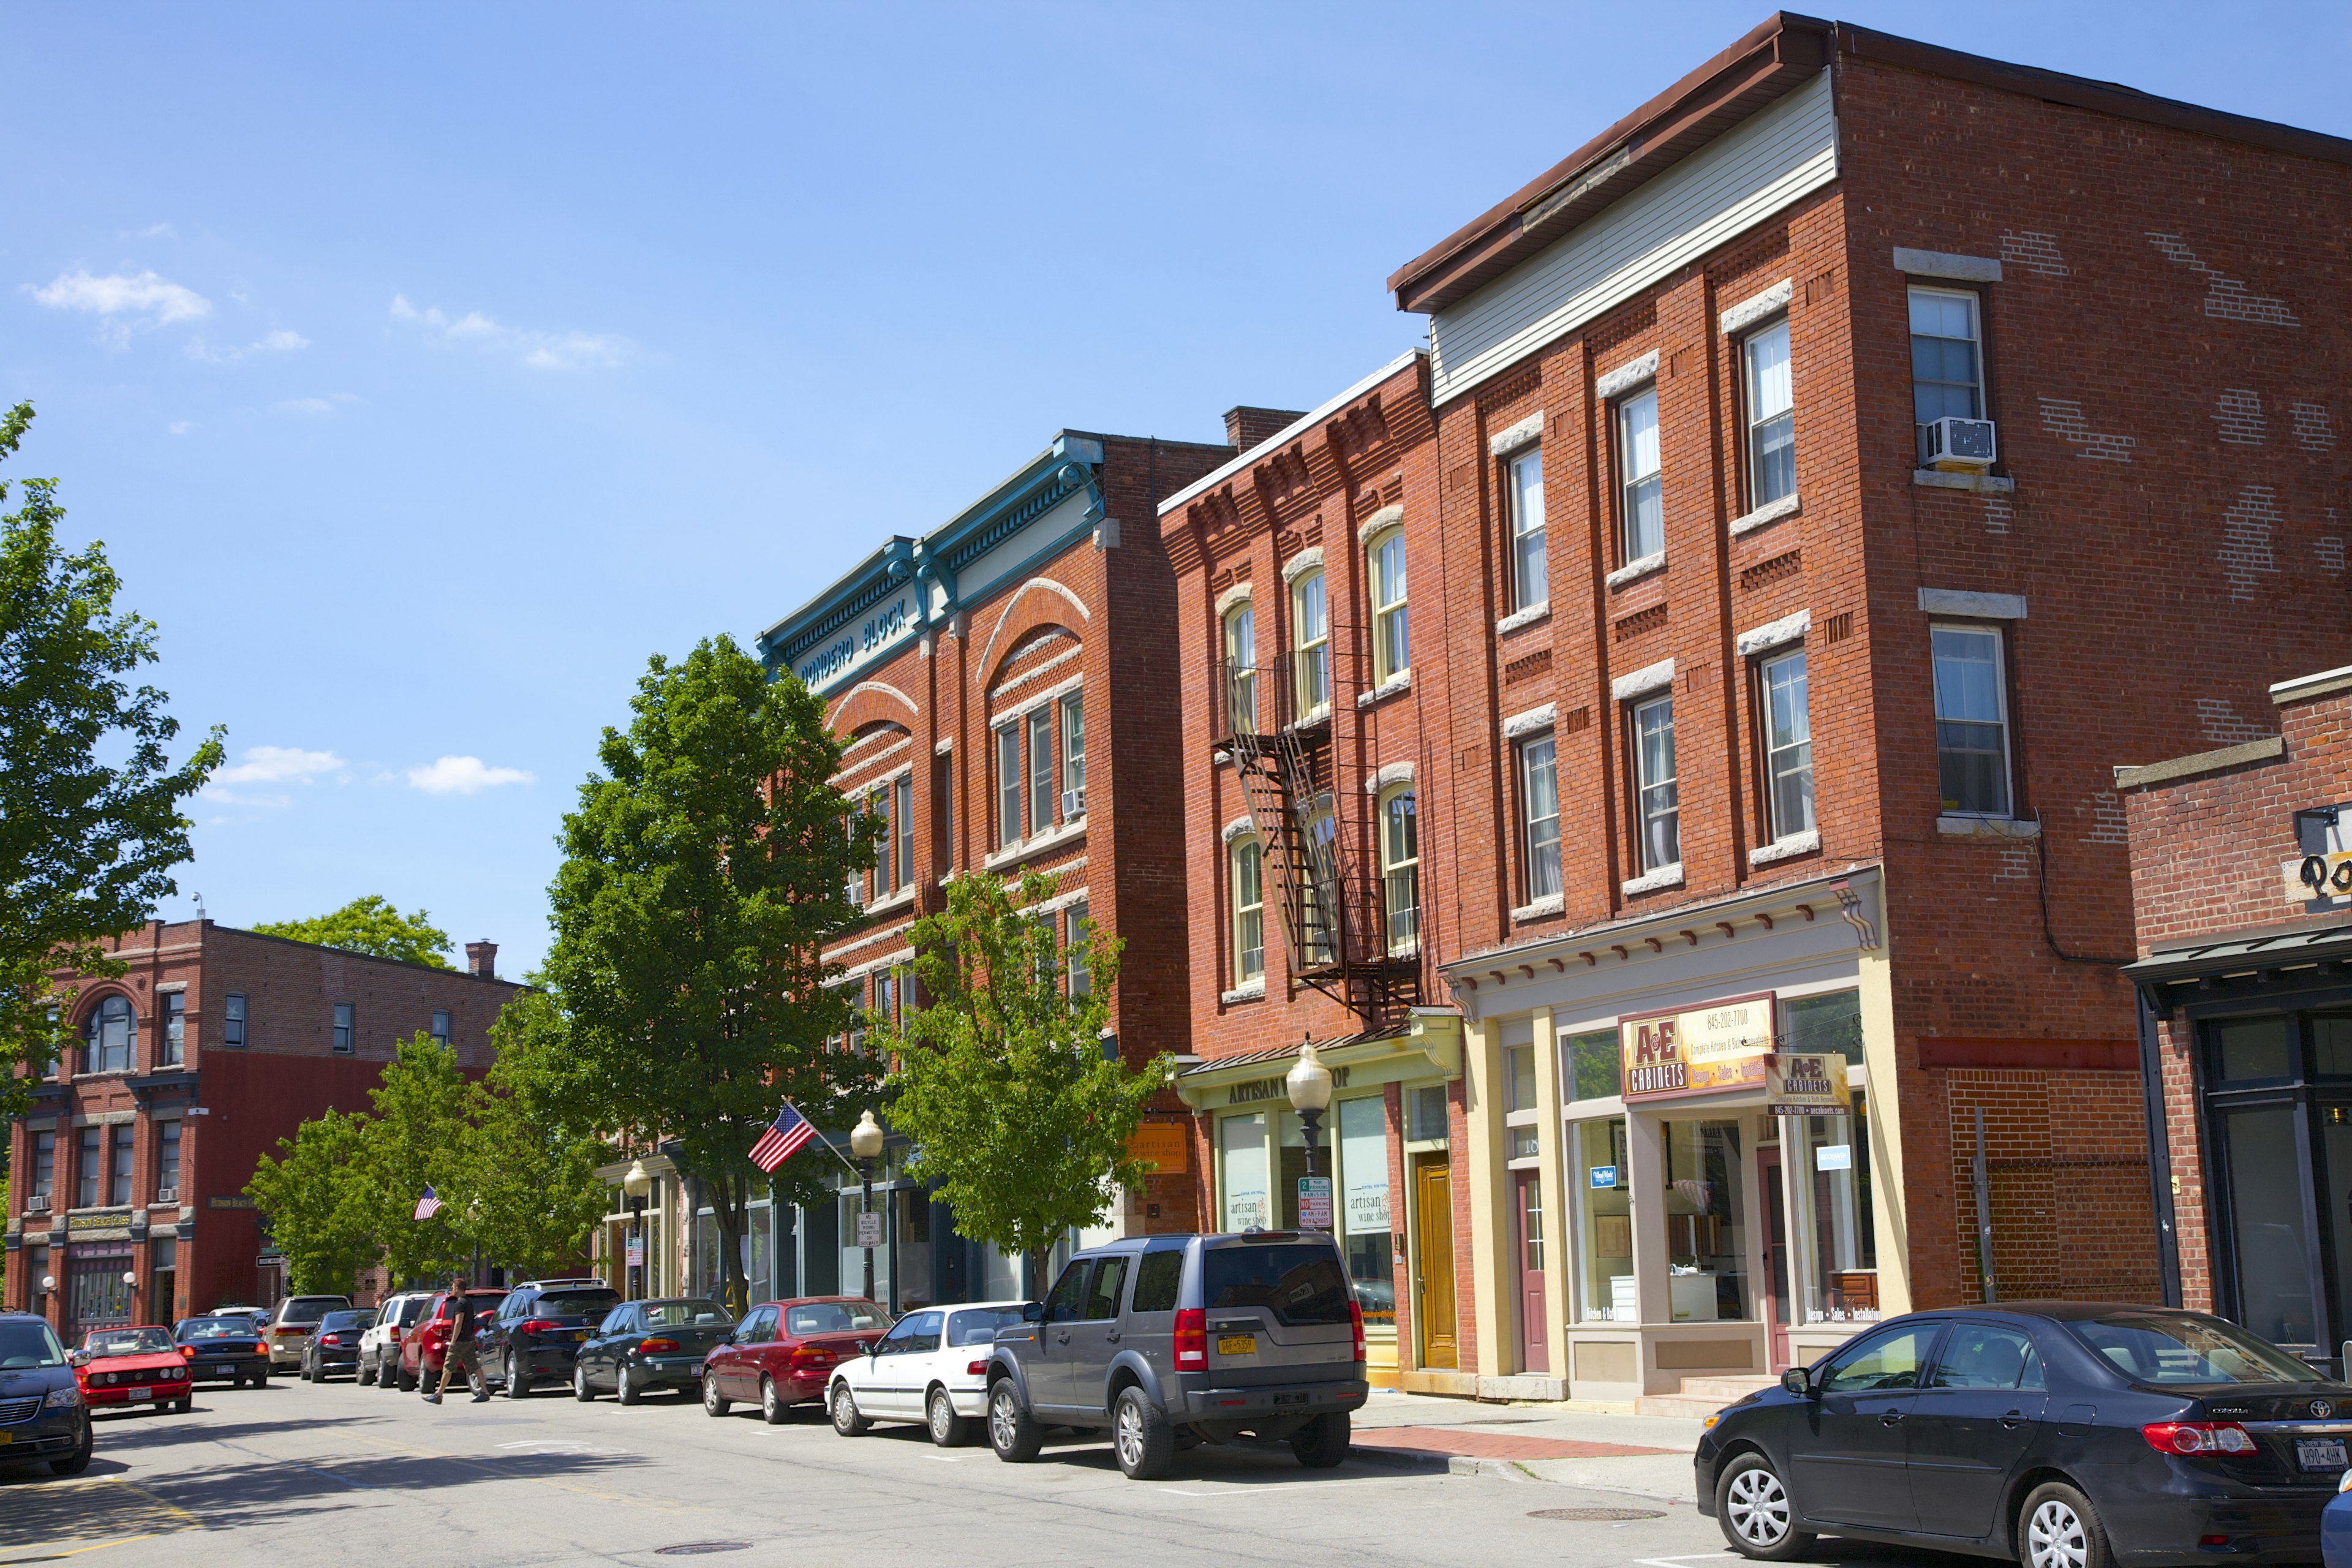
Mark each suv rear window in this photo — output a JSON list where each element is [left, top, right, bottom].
[[533, 1290, 620, 1316], [1202, 1243, 1352, 1326], [279, 1298, 345, 1324]]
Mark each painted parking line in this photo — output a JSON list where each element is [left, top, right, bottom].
[[0, 1477, 205, 1566]]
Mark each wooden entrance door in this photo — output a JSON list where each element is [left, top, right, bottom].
[[1513, 1170, 1547, 1373], [1761, 1145, 1792, 1371], [1413, 1155, 1457, 1370]]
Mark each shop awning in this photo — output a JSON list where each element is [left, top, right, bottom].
[[1172, 1009, 1462, 1111], [2123, 919, 2352, 990]]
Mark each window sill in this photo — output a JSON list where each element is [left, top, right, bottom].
[[1512, 894, 1565, 924], [981, 816, 1088, 871], [1730, 491, 1802, 537], [1912, 469, 2014, 495], [1621, 862, 1685, 898], [854, 888, 918, 921], [1285, 706, 1332, 734], [1605, 552, 1665, 590], [1357, 670, 1412, 709], [1936, 814, 2040, 839], [1748, 829, 1820, 867], [1494, 601, 1550, 637], [1221, 980, 1267, 1005]]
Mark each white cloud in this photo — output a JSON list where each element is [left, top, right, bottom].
[[389, 293, 631, 371], [186, 327, 310, 364], [124, 223, 178, 241], [271, 393, 356, 417], [26, 270, 212, 346], [210, 745, 345, 786], [406, 755, 535, 795], [167, 421, 192, 436]]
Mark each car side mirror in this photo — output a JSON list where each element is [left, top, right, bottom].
[[1021, 1302, 1043, 1323], [1781, 1366, 1814, 1397]]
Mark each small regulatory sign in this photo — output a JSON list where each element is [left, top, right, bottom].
[[856, 1210, 884, 1250], [1295, 1176, 1332, 1231]]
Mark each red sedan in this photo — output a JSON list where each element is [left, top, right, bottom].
[[399, 1289, 509, 1389], [74, 1326, 194, 1415], [701, 1296, 892, 1423]]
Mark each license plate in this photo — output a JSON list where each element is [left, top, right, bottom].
[[573, 1332, 586, 1342], [1272, 1390, 1308, 1407], [0, 1431, 12, 1444], [127, 1389, 153, 1401], [2298, 1438, 2348, 1470], [1217, 1334, 1256, 1357]]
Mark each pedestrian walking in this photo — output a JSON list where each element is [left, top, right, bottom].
[[424, 1274, 489, 1405]]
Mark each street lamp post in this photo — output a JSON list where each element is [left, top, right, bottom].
[[1287, 1035, 1333, 1230], [850, 1110, 884, 1305], [622, 1158, 652, 1300]]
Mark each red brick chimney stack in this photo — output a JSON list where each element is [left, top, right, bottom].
[[1223, 406, 1307, 452], [465, 940, 497, 980]]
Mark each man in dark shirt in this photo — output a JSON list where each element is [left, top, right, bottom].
[[424, 1275, 489, 1404]]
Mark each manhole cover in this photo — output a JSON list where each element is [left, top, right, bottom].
[[1528, 1507, 1666, 1522], [654, 1545, 752, 1557]]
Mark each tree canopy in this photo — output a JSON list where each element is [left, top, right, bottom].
[[879, 869, 1167, 1295], [252, 895, 454, 968], [0, 401, 222, 1117]]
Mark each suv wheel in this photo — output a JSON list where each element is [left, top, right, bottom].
[[1112, 1387, 1173, 1480], [506, 1353, 530, 1400], [1716, 1451, 1815, 1561], [1291, 1410, 1350, 1469], [48, 1416, 93, 1477], [987, 1381, 1041, 1463], [703, 1370, 730, 1417], [761, 1376, 786, 1426], [830, 1382, 870, 1436], [928, 1386, 975, 1447]]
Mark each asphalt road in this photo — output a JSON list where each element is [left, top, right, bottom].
[[0, 1376, 1956, 1568]]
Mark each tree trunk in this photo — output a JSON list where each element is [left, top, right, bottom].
[[1024, 1248, 1047, 1302], [709, 1174, 749, 1317]]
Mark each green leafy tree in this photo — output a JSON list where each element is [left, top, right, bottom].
[[461, 993, 609, 1283], [252, 895, 453, 968], [879, 869, 1166, 1296], [246, 1110, 377, 1297], [358, 1035, 476, 1286], [535, 636, 880, 1314], [0, 402, 222, 1117]]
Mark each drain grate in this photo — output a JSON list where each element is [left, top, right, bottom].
[[1528, 1507, 1666, 1522], [654, 1545, 752, 1557]]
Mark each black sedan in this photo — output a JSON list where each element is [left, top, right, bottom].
[[1697, 1303, 2352, 1567], [572, 1298, 733, 1405], [300, 1310, 375, 1382], [173, 1314, 271, 1387], [0, 1312, 94, 1476]]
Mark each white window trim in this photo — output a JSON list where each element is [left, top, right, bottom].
[[1929, 619, 2019, 823], [987, 643, 1084, 701], [1357, 669, 1412, 708], [1729, 491, 1802, 537], [1280, 546, 1325, 584], [1748, 829, 1821, 867], [1488, 412, 1543, 456], [1611, 658, 1674, 702], [997, 670, 1086, 725], [1893, 247, 2002, 283], [980, 814, 1087, 872], [1512, 892, 1566, 923], [858, 886, 918, 921], [1919, 587, 2026, 620], [1736, 608, 1811, 658], [1221, 814, 1256, 843], [1221, 979, 1267, 1005], [1595, 350, 1659, 401], [1354, 503, 1404, 545], [1937, 815, 2041, 839], [1502, 702, 1556, 740], [1605, 551, 1665, 590], [1495, 600, 1550, 636], [1720, 277, 1793, 336], [1620, 861, 1685, 897], [1215, 582, 1254, 618], [1363, 761, 1415, 794]]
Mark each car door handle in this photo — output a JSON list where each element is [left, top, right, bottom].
[[1880, 1412, 1904, 1425], [1054, 1330, 1071, 1344], [2001, 1416, 2027, 1430], [1106, 1331, 1121, 1344]]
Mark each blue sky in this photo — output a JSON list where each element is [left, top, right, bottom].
[[6, 2, 2346, 977]]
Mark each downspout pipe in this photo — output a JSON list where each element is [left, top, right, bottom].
[[2135, 982, 2184, 1308]]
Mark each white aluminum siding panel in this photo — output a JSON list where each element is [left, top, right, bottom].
[[1428, 71, 1838, 407]]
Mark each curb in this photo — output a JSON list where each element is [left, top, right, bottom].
[[1348, 1446, 1538, 1480]]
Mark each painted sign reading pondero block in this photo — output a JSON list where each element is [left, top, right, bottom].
[[1619, 993, 1776, 1100]]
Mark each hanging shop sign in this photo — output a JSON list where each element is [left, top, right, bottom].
[[2286, 853, 2352, 908], [1128, 1121, 1191, 1175], [1763, 1051, 1853, 1117], [1619, 993, 1776, 1099]]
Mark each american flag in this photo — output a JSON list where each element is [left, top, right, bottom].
[[413, 1185, 443, 1221], [748, 1103, 817, 1173]]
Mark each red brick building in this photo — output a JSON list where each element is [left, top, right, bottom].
[[2122, 665, 2352, 1369], [4, 921, 519, 1336], [1167, 15, 2352, 1401], [729, 424, 1235, 1310]]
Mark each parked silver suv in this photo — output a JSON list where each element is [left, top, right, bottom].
[[983, 1231, 1367, 1479]]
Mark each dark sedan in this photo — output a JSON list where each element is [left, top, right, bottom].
[[1697, 1303, 2352, 1567], [174, 1314, 271, 1387], [0, 1313, 94, 1475], [573, 1298, 733, 1405], [300, 1310, 375, 1381]]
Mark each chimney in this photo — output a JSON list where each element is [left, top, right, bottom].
[[465, 940, 498, 980], [1223, 405, 1308, 453]]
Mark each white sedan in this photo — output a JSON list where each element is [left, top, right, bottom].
[[827, 1299, 1032, 1446]]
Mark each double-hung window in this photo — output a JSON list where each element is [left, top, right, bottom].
[[223, 992, 247, 1049], [1632, 695, 1680, 873], [1381, 790, 1420, 954], [1520, 735, 1561, 900], [1760, 649, 1815, 840], [1368, 529, 1408, 683], [77, 1127, 102, 1210], [332, 1001, 355, 1054], [1302, 809, 1340, 963], [1231, 838, 1265, 987], [1028, 708, 1054, 835], [895, 774, 915, 889], [995, 724, 1022, 850], [869, 787, 891, 896], [157, 1119, 182, 1200], [1065, 898, 1091, 997], [83, 995, 134, 1074], [108, 1125, 133, 1207], [1932, 626, 2012, 817], [1508, 449, 1547, 611], [1060, 695, 1085, 818], [1615, 389, 1663, 562], [1292, 570, 1329, 715], [1743, 318, 1796, 508], [160, 991, 185, 1066], [31, 1130, 55, 1208], [1909, 287, 1983, 464], [1223, 603, 1256, 733], [431, 1009, 452, 1049]]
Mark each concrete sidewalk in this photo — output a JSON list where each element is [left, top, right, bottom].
[[1348, 1388, 1707, 1502]]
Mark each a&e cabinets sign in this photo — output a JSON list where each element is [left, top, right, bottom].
[[1619, 993, 1775, 1100]]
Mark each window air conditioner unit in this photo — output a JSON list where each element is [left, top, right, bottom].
[[156, 1188, 177, 1204], [26, 1197, 49, 1214], [1062, 788, 1086, 819], [1924, 416, 1996, 472]]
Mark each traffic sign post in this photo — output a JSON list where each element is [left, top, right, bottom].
[[856, 1210, 884, 1250], [1296, 1175, 1333, 1231]]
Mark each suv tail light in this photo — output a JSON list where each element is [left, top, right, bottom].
[[1349, 1301, 1366, 1365], [520, 1319, 563, 1336], [1174, 1309, 1207, 1371], [637, 1338, 680, 1355], [2144, 1421, 2259, 1456], [967, 1360, 989, 1376], [179, 1346, 196, 1359]]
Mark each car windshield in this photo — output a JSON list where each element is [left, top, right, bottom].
[[1202, 1243, 1354, 1326], [948, 1307, 1029, 1347], [83, 1328, 175, 1357], [2070, 1314, 2320, 1385], [642, 1301, 729, 1329], [533, 1290, 619, 1317], [0, 1320, 68, 1370], [279, 1298, 345, 1325], [179, 1317, 255, 1341], [318, 1312, 374, 1332], [785, 1300, 891, 1336]]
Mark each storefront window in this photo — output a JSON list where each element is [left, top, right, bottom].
[[1338, 1096, 1395, 1335], [1782, 989, 1863, 1063], [1565, 1030, 1619, 1101], [2213, 1016, 2294, 1082], [1572, 1117, 1631, 1320], [1505, 1044, 1536, 1112], [1790, 1090, 1877, 1322], [1663, 1120, 1749, 1321], [1219, 1113, 1270, 1230], [2223, 1104, 2313, 1346]]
